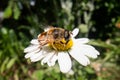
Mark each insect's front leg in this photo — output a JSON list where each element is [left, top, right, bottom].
[[38, 39, 48, 49]]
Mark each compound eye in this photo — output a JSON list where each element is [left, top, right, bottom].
[[64, 30, 70, 41]]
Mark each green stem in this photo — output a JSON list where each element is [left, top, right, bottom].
[[60, 71, 63, 80]]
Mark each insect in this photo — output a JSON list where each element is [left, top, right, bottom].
[[38, 26, 73, 51]]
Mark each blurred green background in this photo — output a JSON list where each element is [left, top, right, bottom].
[[0, 0, 120, 80]]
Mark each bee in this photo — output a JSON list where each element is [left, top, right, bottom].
[[38, 26, 73, 51]]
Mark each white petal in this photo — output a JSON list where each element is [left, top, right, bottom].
[[30, 51, 44, 62], [47, 54, 58, 66], [41, 52, 54, 65], [31, 45, 54, 62], [24, 45, 39, 53], [25, 52, 34, 58], [77, 44, 100, 58], [25, 48, 40, 58], [58, 52, 72, 73], [69, 47, 90, 66], [74, 38, 89, 44], [31, 55, 44, 62], [30, 39, 39, 44], [73, 39, 100, 56], [72, 28, 79, 37]]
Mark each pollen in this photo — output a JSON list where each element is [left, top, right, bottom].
[[49, 39, 73, 51]]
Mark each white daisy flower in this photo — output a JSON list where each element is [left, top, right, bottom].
[[24, 28, 100, 73]]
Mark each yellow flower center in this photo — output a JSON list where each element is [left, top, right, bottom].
[[49, 39, 73, 51]]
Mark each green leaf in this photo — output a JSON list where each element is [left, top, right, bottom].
[[1, 28, 8, 35], [85, 67, 95, 74], [3, 6, 12, 18], [13, 4, 21, 20], [32, 70, 44, 80], [6, 58, 16, 69], [0, 57, 9, 73], [79, 24, 88, 33], [0, 51, 2, 60], [0, 75, 4, 80]]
